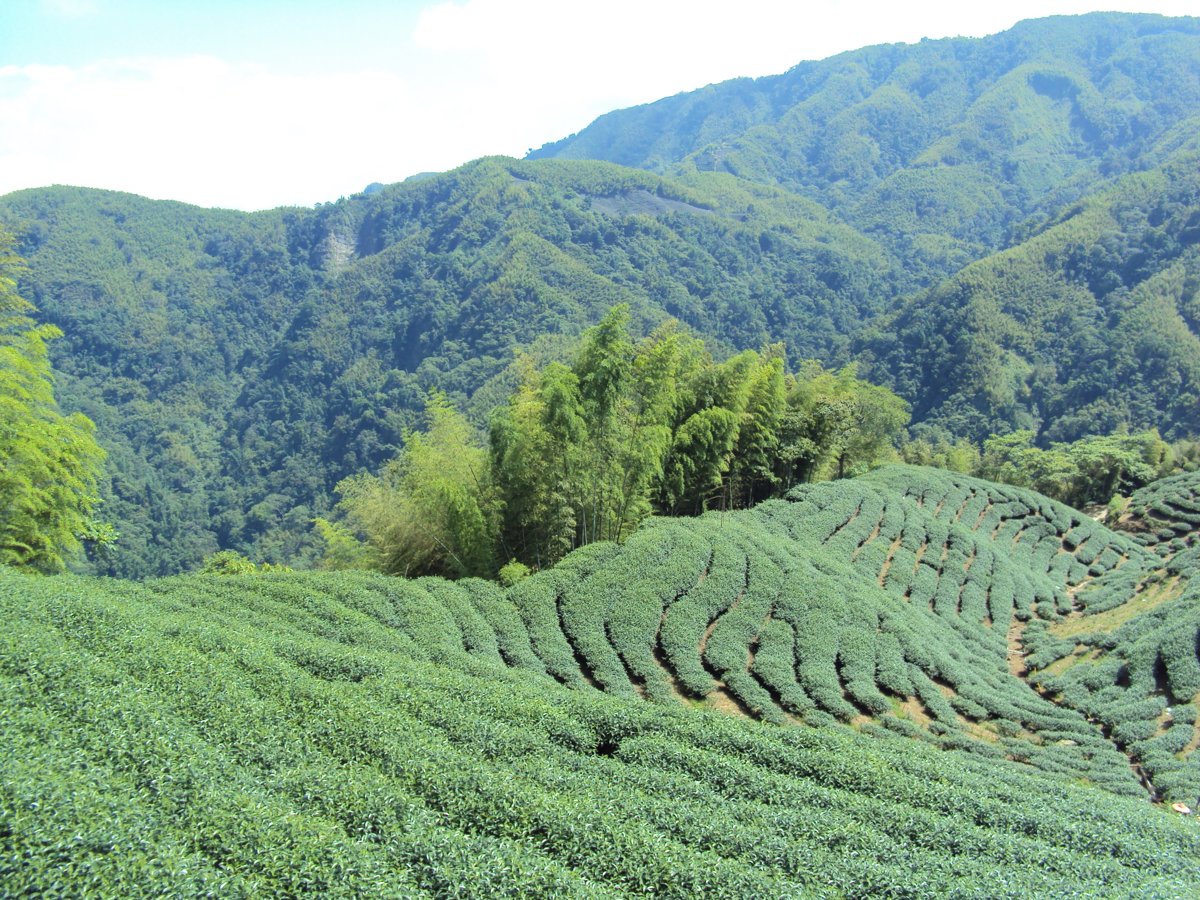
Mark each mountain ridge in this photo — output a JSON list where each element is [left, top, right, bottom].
[[4, 12, 1200, 576], [532, 13, 1200, 281]]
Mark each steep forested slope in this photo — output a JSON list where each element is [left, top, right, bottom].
[[4, 467, 1200, 896], [533, 13, 1200, 283], [0, 163, 895, 576], [5, 13, 1200, 577], [860, 151, 1200, 442], [0, 190, 320, 574]]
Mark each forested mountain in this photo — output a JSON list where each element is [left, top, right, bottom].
[[0, 163, 895, 575], [532, 13, 1200, 283], [861, 149, 1200, 443], [3, 13, 1200, 576]]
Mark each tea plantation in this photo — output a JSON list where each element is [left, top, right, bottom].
[[4, 466, 1200, 896], [1117, 471, 1200, 569]]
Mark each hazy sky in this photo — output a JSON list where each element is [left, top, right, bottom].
[[2, 0, 1196, 210]]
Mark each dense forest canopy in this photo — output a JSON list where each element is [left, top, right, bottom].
[[1, 13, 1199, 576], [861, 153, 1200, 443]]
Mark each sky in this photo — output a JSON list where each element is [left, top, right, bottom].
[[2, 0, 1197, 211]]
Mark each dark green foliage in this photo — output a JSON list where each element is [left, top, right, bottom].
[[778, 362, 911, 484], [8, 14, 1200, 576], [0, 188, 319, 576], [0, 230, 110, 573], [199, 549, 283, 575], [973, 429, 1173, 508], [863, 155, 1200, 444]]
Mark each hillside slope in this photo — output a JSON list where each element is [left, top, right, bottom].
[[3, 467, 1200, 896], [5, 14, 1200, 576], [0, 164, 895, 575], [532, 13, 1200, 283], [1116, 469, 1200, 563], [859, 151, 1200, 442]]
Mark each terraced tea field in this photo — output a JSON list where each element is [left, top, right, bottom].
[[4, 466, 1200, 896], [1117, 470, 1200, 570]]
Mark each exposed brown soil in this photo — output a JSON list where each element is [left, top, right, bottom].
[[973, 503, 993, 531], [705, 686, 754, 719], [878, 535, 904, 586], [1006, 615, 1029, 677], [912, 539, 929, 574], [952, 494, 973, 525], [897, 697, 933, 728], [958, 716, 1000, 743], [745, 609, 773, 673], [1039, 646, 1099, 677], [825, 500, 864, 544], [932, 676, 957, 699], [851, 515, 884, 562]]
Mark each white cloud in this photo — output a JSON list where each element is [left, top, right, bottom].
[[414, 0, 1200, 97], [412, 0, 820, 108], [0, 57, 449, 209]]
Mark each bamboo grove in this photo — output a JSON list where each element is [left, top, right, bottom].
[[324, 305, 910, 579]]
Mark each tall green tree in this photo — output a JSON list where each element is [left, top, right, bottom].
[[574, 305, 634, 546], [658, 406, 741, 515], [610, 324, 691, 538], [728, 349, 786, 507], [490, 360, 585, 569], [332, 393, 497, 578], [657, 349, 762, 515], [978, 429, 1170, 507], [0, 230, 110, 572], [491, 308, 679, 565], [778, 362, 910, 485]]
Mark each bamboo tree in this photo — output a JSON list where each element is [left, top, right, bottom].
[[334, 392, 498, 578], [729, 351, 786, 507], [0, 229, 111, 572], [574, 305, 633, 545]]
